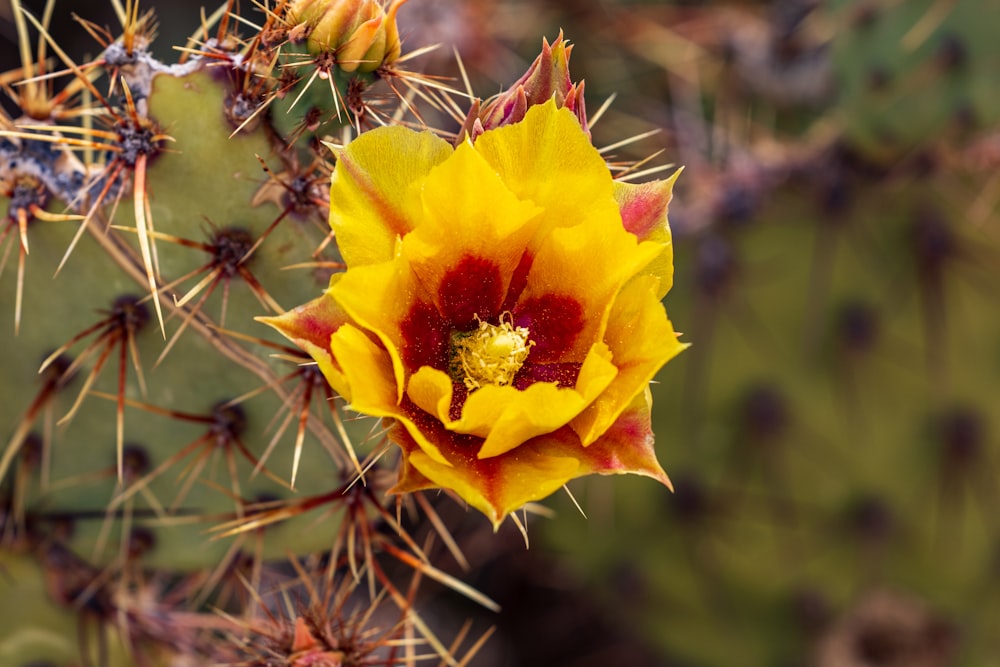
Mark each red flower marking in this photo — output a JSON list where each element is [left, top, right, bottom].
[[399, 302, 451, 372], [438, 255, 505, 328], [500, 252, 534, 312], [513, 294, 583, 361]]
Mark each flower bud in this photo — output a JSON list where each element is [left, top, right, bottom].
[[457, 32, 588, 143], [286, 0, 410, 73]]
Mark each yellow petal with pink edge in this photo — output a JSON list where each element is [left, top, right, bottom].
[[473, 100, 616, 243], [389, 389, 669, 529], [571, 274, 689, 445], [329, 127, 451, 266], [406, 342, 617, 459], [613, 168, 681, 298], [572, 387, 672, 487], [257, 285, 351, 397], [387, 421, 581, 530]]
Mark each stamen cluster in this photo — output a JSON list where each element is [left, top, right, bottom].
[[451, 314, 533, 390]]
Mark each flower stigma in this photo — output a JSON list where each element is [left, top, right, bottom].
[[451, 313, 533, 391]]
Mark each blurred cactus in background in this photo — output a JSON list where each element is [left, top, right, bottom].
[[2, 0, 1000, 666], [532, 1, 1000, 666]]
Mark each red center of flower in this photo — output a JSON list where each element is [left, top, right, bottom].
[[438, 256, 505, 328], [400, 254, 588, 419]]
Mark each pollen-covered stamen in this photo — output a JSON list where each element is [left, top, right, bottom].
[[451, 313, 533, 391]]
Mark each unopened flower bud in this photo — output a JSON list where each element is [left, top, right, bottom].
[[286, 0, 410, 73], [457, 32, 588, 143]]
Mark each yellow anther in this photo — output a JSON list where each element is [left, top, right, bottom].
[[452, 313, 533, 391]]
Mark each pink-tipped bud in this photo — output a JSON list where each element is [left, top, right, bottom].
[[457, 32, 588, 143]]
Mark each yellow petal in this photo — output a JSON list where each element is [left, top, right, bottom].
[[612, 168, 681, 297], [386, 420, 580, 530], [257, 286, 351, 397], [388, 388, 670, 529], [571, 274, 688, 445], [414, 446, 578, 529], [329, 323, 449, 465], [514, 203, 663, 364], [406, 344, 617, 459], [474, 99, 615, 246], [405, 366, 455, 424], [403, 140, 542, 326], [327, 322, 397, 415], [460, 342, 617, 458], [328, 259, 413, 402], [329, 127, 452, 266]]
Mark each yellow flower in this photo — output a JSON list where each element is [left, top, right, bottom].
[[262, 100, 687, 527]]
